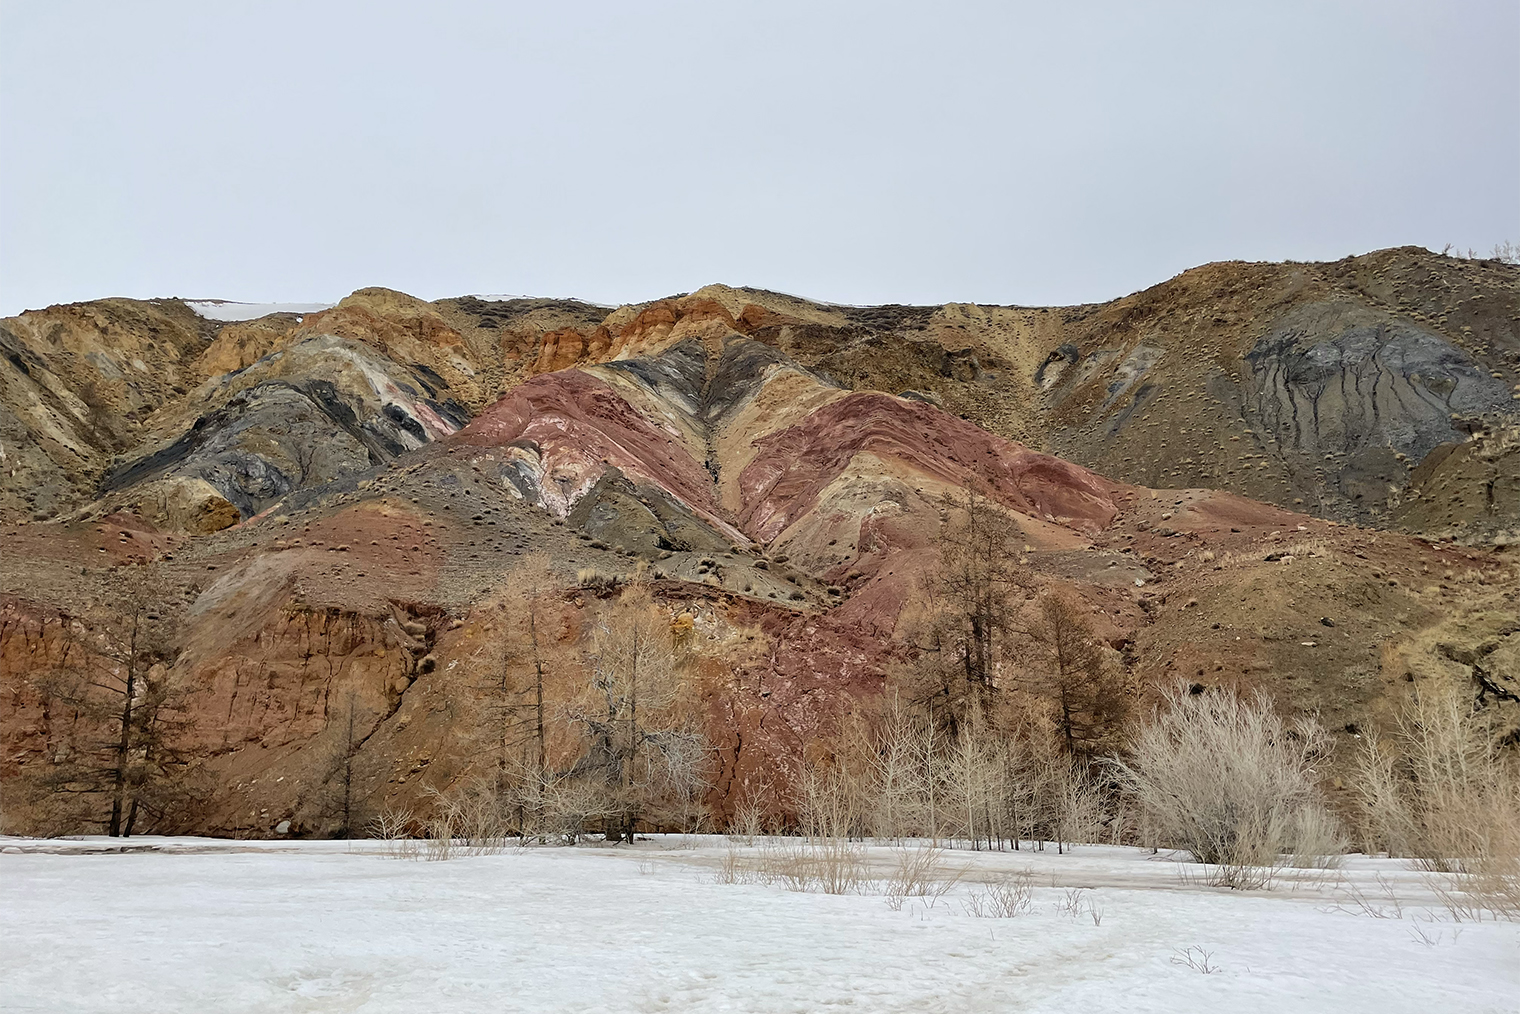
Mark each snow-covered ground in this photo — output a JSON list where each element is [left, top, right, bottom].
[[184, 300, 335, 321], [1, 837, 1515, 1013]]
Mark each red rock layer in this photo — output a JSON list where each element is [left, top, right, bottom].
[[737, 392, 1129, 542]]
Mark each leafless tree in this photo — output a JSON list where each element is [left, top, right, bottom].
[[1021, 592, 1129, 763], [34, 565, 196, 836], [470, 554, 553, 835], [564, 586, 706, 842], [313, 691, 365, 837], [899, 489, 1033, 734]]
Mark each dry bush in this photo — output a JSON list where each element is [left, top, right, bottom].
[[796, 760, 867, 842], [788, 690, 1118, 854], [962, 869, 1034, 918], [1043, 758, 1108, 854], [883, 845, 964, 910], [427, 781, 511, 855], [423, 812, 457, 861], [1170, 946, 1221, 974], [535, 768, 617, 844], [726, 780, 770, 845], [1327, 872, 1405, 919], [862, 699, 934, 843], [575, 569, 621, 592], [1113, 682, 1344, 888], [1053, 886, 1106, 925], [804, 839, 868, 895], [756, 840, 869, 895], [1287, 802, 1349, 869], [368, 808, 421, 860], [1355, 682, 1520, 919], [1057, 887, 1088, 917], [713, 842, 750, 885]]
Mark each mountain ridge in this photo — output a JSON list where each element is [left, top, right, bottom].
[[2, 247, 1517, 836]]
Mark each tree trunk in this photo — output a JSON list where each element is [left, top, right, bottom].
[[108, 667, 136, 837]]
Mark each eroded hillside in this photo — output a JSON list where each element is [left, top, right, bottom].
[[2, 248, 1517, 836]]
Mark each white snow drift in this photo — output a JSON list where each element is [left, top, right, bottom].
[[1, 837, 1515, 1014]]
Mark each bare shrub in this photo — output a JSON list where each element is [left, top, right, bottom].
[[757, 840, 868, 895], [423, 812, 457, 861], [1327, 872, 1405, 919], [810, 839, 868, 895], [1113, 682, 1343, 888], [536, 767, 617, 844], [713, 842, 746, 885], [369, 807, 420, 860], [1058, 887, 1089, 917], [864, 699, 934, 844], [1058, 886, 1109, 925], [726, 780, 769, 845], [428, 781, 510, 855], [370, 807, 416, 840], [1355, 682, 1520, 919], [1170, 946, 1221, 974], [1044, 758, 1107, 855], [1288, 802, 1349, 869], [962, 868, 1034, 918], [796, 761, 865, 842], [883, 845, 964, 909]]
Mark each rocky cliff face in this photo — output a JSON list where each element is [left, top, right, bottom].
[[2, 248, 1517, 836]]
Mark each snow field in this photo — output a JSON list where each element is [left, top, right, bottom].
[[1, 838, 1516, 1013]]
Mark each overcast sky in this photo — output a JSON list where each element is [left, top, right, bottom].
[[1, 1, 1515, 316]]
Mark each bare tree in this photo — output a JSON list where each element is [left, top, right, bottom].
[[899, 489, 1033, 734], [565, 586, 706, 842], [1021, 592, 1129, 763], [34, 564, 195, 836], [313, 691, 365, 837], [1356, 680, 1519, 916], [470, 554, 553, 835]]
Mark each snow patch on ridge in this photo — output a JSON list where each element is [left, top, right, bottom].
[[185, 301, 335, 322]]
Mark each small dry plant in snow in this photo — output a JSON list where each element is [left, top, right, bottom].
[[370, 808, 420, 860], [962, 869, 1034, 918], [1325, 872, 1405, 920], [712, 842, 754, 886], [883, 845, 964, 910], [1171, 946, 1221, 974], [713, 838, 868, 894], [770, 839, 869, 894], [1056, 887, 1107, 925]]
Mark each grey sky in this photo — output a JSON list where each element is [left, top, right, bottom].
[[2, 1, 1515, 317]]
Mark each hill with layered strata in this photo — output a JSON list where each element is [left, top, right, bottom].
[[2, 248, 1517, 835]]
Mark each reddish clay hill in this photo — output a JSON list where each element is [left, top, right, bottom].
[[1, 249, 1516, 835]]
